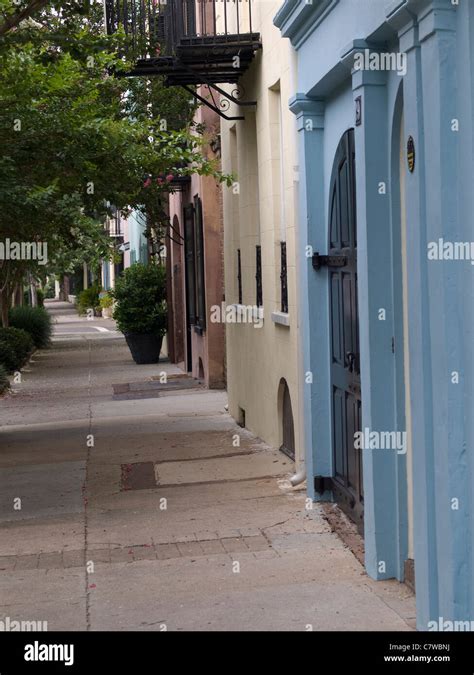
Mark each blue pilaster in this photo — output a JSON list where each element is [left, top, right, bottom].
[[391, 0, 472, 628], [289, 95, 331, 500], [343, 44, 407, 581]]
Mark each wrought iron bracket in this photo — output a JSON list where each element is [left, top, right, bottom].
[[179, 65, 257, 121], [312, 252, 348, 271], [181, 84, 245, 121]]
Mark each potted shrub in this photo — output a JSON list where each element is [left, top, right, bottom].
[[111, 263, 167, 364], [99, 291, 114, 319], [77, 285, 102, 317]]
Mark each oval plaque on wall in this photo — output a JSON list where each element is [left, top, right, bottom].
[[407, 136, 415, 173]]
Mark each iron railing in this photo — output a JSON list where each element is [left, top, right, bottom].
[[105, 0, 257, 61], [109, 211, 124, 237]]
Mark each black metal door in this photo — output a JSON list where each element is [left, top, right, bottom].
[[328, 129, 363, 531]]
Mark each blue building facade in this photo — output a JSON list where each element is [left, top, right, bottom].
[[127, 209, 148, 266], [275, 0, 474, 629]]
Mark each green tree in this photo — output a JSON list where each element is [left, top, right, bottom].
[[0, 0, 228, 325]]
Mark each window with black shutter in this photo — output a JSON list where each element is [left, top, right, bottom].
[[193, 195, 206, 334], [183, 203, 196, 330], [256, 245, 263, 307], [280, 241, 288, 313], [237, 249, 242, 305]]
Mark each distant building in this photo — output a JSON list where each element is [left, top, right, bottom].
[[101, 208, 148, 291]]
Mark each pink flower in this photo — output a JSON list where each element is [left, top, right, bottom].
[[166, 174, 174, 182], [143, 177, 152, 188]]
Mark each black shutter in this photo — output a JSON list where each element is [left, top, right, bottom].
[[183, 204, 196, 326], [237, 249, 242, 305], [280, 241, 288, 313], [194, 195, 206, 333], [256, 245, 263, 307]]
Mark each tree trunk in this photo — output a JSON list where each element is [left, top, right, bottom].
[[0, 0, 49, 37], [58, 276, 67, 301], [13, 283, 23, 307], [29, 275, 37, 308], [0, 287, 10, 327]]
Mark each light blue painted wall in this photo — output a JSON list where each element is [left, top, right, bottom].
[[128, 210, 148, 265], [276, 0, 474, 629]]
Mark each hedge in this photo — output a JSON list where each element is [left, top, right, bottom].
[[0, 365, 9, 394], [9, 306, 52, 348], [0, 327, 34, 373]]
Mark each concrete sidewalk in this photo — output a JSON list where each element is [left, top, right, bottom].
[[0, 300, 415, 631]]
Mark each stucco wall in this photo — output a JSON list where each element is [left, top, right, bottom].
[[168, 93, 226, 389], [220, 2, 303, 465], [276, 0, 474, 630]]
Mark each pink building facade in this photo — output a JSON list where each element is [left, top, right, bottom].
[[167, 92, 225, 389]]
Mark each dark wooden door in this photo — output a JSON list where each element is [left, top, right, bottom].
[[328, 129, 363, 531]]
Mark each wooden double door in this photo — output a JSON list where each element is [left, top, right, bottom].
[[328, 129, 363, 531]]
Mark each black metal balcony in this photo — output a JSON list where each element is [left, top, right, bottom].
[[108, 210, 124, 238], [105, 0, 261, 86]]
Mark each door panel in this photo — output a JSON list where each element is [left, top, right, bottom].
[[333, 388, 345, 480], [329, 129, 363, 532]]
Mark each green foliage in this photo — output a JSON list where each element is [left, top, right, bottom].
[[111, 263, 167, 336], [43, 281, 56, 299], [23, 288, 44, 307], [99, 291, 113, 310], [0, 326, 34, 370], [77, 285, 101, 315], [0, 0, 230, 321], [0, 363, 10, 393], [0, 326, 34, 359], [9, 305, 52, 348], [0, 339, 18, 373]]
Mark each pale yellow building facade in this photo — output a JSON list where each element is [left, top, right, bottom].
[[220, 1, 303, 471]]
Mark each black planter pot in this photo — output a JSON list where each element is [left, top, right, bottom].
[[124, 333, 163, 364]]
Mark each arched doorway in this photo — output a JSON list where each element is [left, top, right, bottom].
[[198, 357, 205, 381], [278, 378, 295, 461], [328, 129, 363, 530]]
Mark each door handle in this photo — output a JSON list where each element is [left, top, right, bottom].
[[346, 351, 356, 372], [312, 252, 348, 270]]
